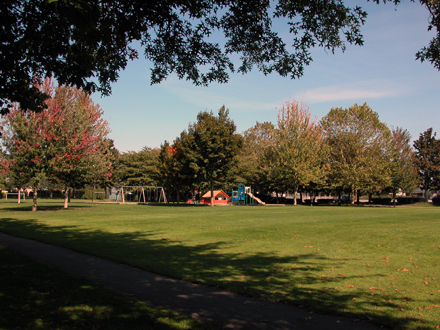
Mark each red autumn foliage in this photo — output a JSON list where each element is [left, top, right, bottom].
[[1, 78, 112, 210]]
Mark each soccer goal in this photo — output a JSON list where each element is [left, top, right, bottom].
[[116, 186, 167, 204]]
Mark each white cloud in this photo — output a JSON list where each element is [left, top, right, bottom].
[[159, 79, 280, 113], [296, 80, 409, 104]]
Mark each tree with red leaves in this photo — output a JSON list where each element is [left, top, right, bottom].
[[1, 102, 51, 210], [45, 82, 112, 208], [1, 78, 112, 210]]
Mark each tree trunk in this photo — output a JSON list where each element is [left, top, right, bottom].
[[393, 189, 396, 208], [17, 189, 21, 204], [293, 186, 298, 206], [351, 184, 356, 205], [64, 186, 69, 209], [210, 180, 214, 207], [32, 187, 38, 212], [177, 191, 180, 204]]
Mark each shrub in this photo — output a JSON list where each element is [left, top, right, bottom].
[[431, 196, 440, 205], [371, 198, 392, 205], [397, 196, 422, 205]]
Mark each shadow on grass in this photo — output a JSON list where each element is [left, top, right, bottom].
[[0, 217, 433, 330], [1, 199, 91, 212], [144, 203, 210, 207], [0, 247, 211, 330], [0, 203, 92, 212]]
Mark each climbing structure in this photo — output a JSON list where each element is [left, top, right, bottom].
[[231, 183, 265, 205]]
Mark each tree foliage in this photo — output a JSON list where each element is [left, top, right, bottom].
[[0, 105, 49, 209], [96, 138, 119, 197], [265, 100, 328, 205], [2, 0, 439, 113], [156, 142, 181, 202], [46, 83, 112, 208], [166, 106, 243, 206], [413, 127, 440, 196], [155, 138, 199, 203], [1, 79, 112, 210], [237, 121, 275, 193], [0, 149, 7, 189], [389, 127, 419, 203], [321, 103, 393, 202], [113, 147, 160, 187]]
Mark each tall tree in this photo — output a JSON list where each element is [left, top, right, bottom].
[[1, 79, 112, 210], [96, 138, 119, 198], [389, 127, 419, 206], [155, 140, 195, 203], [413, 128, 440, 197], [238, 121, 275, 193], [172, 130, 201, 194], [1, 105, 51, 210], [156, 142, 179, 203], [44, 83, 112, 208], [0, 151, 8, 191], [188, 106, 243, 206], [321, 103, 393, 203], [266, 100, 328, 205], [2, 0, 439, 113]]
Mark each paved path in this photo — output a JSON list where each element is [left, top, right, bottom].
[[0, 232, 382, 330]]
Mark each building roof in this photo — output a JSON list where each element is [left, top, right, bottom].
[[201, 190, 229, 199]]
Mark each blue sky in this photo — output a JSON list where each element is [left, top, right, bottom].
[[92, 1, 440, 153]]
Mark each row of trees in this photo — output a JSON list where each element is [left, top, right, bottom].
[[101, 107, 243, 206], [0, 79, 113, 211], [116, 101, 433, 206], [238, 101, 420, 205], [2, 82, 438, 208]]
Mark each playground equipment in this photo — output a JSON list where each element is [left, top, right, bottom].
[[116, 186, 167, 204], [231, 183, 265, 205], [201, 190, 229, 205], [246, 190, 266, 205], [91, 191, 105, 202], [5, 191, 26, 201]]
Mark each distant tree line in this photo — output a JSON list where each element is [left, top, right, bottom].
[[110, 101, 440, 206], [3, 90, 440, 207], [236, 101, 421, 205]]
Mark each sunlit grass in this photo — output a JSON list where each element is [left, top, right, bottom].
[[1, 199, 440, 329]]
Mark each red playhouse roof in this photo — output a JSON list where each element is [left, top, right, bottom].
[[201, 190, 229, 204]]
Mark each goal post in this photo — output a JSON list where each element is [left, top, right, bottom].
[[116, 186, 167, 204]]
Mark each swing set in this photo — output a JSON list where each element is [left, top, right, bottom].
[[115, 186, 167, 204]]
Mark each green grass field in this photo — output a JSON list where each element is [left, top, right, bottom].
[[1, 199, 439, 329]]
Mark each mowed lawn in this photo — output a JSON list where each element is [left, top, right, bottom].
[[1, 200, 439, 329]]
